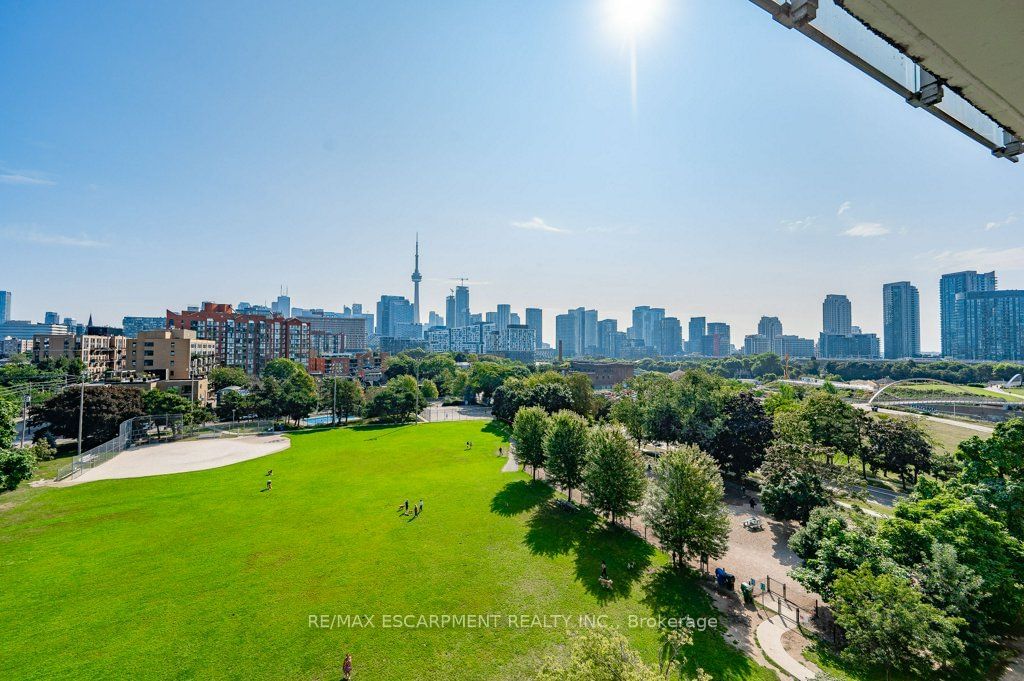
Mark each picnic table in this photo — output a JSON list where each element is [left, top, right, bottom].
[[742, 516, 764, 531]]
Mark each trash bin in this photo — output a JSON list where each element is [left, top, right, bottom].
[[740, 582, 754, 605]]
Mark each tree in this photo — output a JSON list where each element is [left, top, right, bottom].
[[642, 445, 730, 566], [535, 626, 661, 681], [0, 396, 17, 449], [322, 378, 364, 424], [280, 370, 318, 424], [512, 406, 548, 479], [865, 417, 932, 489], [544, 410, 590, 501], [954, 417, 1024, 539], [383, 354, 418, 380], [610, 392, 645, 448], [583, 427, 646, 523], [419, 379, 439, 402], [798, 390, 864, 463], [33, 386, 145, 449], [0, 448, 35, 491], [262, 358, 306, 382], [142, 389, 195, 423], [831, 565, 964, 679], [709, 391, 774, 479], [209, 366, 250, 392], [759, 441, 860, 523], [565, 372, 595, 418], [366, 375, 423, 423]]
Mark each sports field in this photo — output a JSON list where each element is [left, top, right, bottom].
[[0, 421, 772, 680]]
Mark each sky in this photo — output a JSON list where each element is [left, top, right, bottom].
[[2, 0, 1022, 352]]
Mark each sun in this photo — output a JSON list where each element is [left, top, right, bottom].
[[605, 0, 662, 38]]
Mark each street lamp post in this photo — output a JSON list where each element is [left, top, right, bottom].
[[77, 373, 86, 457]]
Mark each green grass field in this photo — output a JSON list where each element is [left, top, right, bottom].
[[0, 421, 772, 680], [883, 383, 1023, 402]]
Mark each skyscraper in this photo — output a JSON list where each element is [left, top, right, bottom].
[[271, 291, 291, 318], [757, 316, 783, 344], [822, 294, 853, 334], [454, 285, 470, 328], [376, 295, 414, 337], [659, 317, 683, 356], [495, 304, 511, 334], [525, 308, 543, 348], [939, 270, 997, 357], [630, 306, 665, 348], [704, 322, 731, 357], [0, 290, 11, 323], [445, 294, 456, 329], [882, 281, 920, 359], [954, 289, 1024, 361], [687, 317, 706, 354], [411, 234, 422, 324]]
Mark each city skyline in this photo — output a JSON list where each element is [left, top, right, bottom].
[[3, 1, 1023, 350]]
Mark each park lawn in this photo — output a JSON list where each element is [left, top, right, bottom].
[[0, 421, 773, 681], [885, 383, 1023, 402], [872, 412, 989, 456]]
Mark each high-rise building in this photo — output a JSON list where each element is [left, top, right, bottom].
[[743, 334, 771, 355], [822, 295, 853, 335], [0, 291, 10, 323], [122, 316, 167, 339], [495, 304, 511, 334], [818, 331, 880, 359], [584, 309, 599, 354], [525, 308, 543, 348], [659, 317, 683, 356], [445, 295, 456, 329], [954, 290, 1024, 361], [427, 311, 444, 328], [772, 335, 816, 358], [940, 270, 997, 357], [167, 303, 311, 374], [757, 316, 783, 344], [271, 293, 291, 318], [43, 311, 60, 325], [882, 281, 920, 359], [454, 285, 470, 328], [630, 306, 665, 348], [703, 322, 731, 357], [555, 313, 577, 359], [376, 295, 415, 338], [597, 319, 619, 357], [687, 317, 706, 354], [510, 312, 521, 326], [411, 235, 422, 324]]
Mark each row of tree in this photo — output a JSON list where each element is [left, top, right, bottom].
[[512, 407, 731, 568]]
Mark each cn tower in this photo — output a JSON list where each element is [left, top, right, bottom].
[[411, 234, 422, 324]]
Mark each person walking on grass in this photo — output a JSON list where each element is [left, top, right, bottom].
[[343, 653, 353, 680], [601, 560, 608, 580], [266, 480, 272, 491], [418, 499, 424, 514]]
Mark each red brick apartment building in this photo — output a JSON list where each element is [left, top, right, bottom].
[[166, 303, 311, 375], [307, 351, 388, 385]]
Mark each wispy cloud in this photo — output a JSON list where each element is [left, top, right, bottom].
[[931, 247, 1024, 271], [843, 222, 890, 238], [837, 201, 852, 217], [0, 168, 56, 186], [511, 217, 570, 234], [984, 213, 1018, 231], [780, 216, 815, 233], [2, 226, 106, 248]]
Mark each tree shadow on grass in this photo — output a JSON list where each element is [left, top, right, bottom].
[[490, 480, 553, 517], [643, 566, 768, 680], [572, 521, 655, 603], [524, 500, 597, 558], [482, 420, 510, 440]]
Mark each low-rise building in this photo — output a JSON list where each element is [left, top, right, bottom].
[[568, 361, 635, 389], [127, 329, 216, 401], [307, 351, 388, 385], [1, 337, 31, 357]]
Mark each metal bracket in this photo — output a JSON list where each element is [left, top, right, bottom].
[[993, 133, 1023, 162], [774, 0, 818, 29], [907, 69, 944, 108]]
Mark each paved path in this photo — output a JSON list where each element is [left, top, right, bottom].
[[755, 614, 816, 680], [501, 448, 519, 473], [57, 435, 290, 486], [854, 403, 995, 433]]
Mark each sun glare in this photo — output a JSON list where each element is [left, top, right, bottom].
[[606, 0, 662, 38]]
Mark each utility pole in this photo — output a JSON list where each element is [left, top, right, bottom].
[[332, 377, 337, 426], [20, 393, 30, 449]]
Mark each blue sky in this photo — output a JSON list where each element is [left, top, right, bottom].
[[2, 0, 1021, 351]]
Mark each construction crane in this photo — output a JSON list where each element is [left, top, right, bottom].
[[450, 276, 469, 287]]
